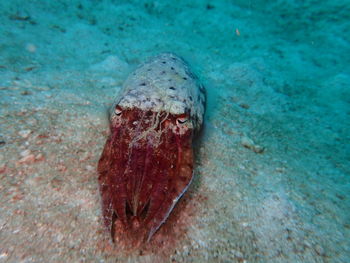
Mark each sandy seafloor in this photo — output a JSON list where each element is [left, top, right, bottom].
[[0, 1, 349, 262]]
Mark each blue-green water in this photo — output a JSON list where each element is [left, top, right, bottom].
[[0, 1, 349, 262]]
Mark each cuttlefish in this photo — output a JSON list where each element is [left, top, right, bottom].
[[98, 53, 205, 243]]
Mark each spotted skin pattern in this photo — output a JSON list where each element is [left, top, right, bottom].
[[98, 53, 205, 243], [113, 53, 205, 134]]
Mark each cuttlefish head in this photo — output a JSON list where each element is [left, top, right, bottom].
[[98, 104, 194, 241]]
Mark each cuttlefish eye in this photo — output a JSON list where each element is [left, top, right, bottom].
[[114, 105, 123, 116], [176, 115, 188, 125]]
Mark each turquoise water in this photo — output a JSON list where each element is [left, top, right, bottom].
[[0, 1, 349, 262]]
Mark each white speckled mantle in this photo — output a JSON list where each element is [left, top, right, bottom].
[[113, 53, 205, 132]]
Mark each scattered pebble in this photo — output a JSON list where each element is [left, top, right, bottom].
[[240, 135, 265, 153], [241, 222, 249, 227], [55, 233, 64, 243], [21, 90, 32, 95], [253, 145, 264, 153], [57, 164, 67, 172], [24, 66, 37, 72], [35, 153, 45, 161], [241, 136, 254, 148], [85, 165, 95, 171], [315, 244, 325, 256], [233, 250, 243, 258], [0, 252, 8, 259], [18, 154, 35, 164], [303, 240, 311, 248], [275, 167, 285, 173], [239, 103, 250, 109], [20, 149, 31, 157], [26, 43, 37, 53], [18, 130, 32, 138], [235, 28, 241, 36]]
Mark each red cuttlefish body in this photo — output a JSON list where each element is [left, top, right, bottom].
[[98, 53, 205, 243]]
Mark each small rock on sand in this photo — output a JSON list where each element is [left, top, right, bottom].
[[35, 153, 45, 161], [85, 165, 95, 171], [25, 43, 37, 53], [18, 130, 32, 138], [20, 149, 31, 157], [241, 135, 265, 154], [18, 154, 35, 164]]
